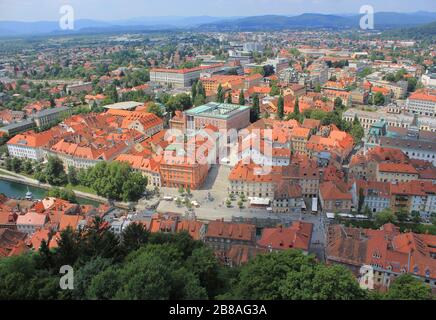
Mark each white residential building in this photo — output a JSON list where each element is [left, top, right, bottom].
[[407, 92, 436, 117]]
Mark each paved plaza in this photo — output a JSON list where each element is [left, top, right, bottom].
[[155, 164, 327, 261]]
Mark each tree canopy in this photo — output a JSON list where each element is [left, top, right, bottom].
[[222, 250, 367, 300], [79, 161, 147, 202], [386, 274, 432, 300]]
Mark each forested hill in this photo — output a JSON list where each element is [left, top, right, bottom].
[[383, 21, 436, 41]]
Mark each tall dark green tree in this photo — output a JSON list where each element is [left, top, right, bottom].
[[277, 95, 284, 120], [55, 227, 82, 268], [11, 157, 22, 173], [194, 94, 206, 107], [196, 81, 206, 97], [334, 97, 343, 109], [44, 156, 67, 186], [191, 81, 197, 100], [294, 97, 300, 115], [217, 84, 225, 103], [67, 166, 78, 186], [373, 92, 385, 106], [105, 84, 118, 103], [121, 222, 150, 253], [351, 116, 364, 143], [80, 217, 122, 262], [357, 187, 365, 214], [238, 89, 245, 105], [251, 94, 260, 122], [49, 97, 56, 108], [35, 239, 54, 270]]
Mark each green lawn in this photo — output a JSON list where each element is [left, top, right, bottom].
[[0, 169, 16, 177], [67, 183, 97, 195], [20, 172, 35, 179], [0, 169, 36, 179]]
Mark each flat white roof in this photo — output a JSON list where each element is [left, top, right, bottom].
[[103, 101, 143, 110]]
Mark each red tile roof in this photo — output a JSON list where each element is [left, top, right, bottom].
[[320, 181, 352, 201], [327, 224, 436, 280], [257, 221, 313, 251], [0, 229, 27, 258], [206, 221, 255, 242], [176, 220, 204, 241], [378, 162, 418, 174]]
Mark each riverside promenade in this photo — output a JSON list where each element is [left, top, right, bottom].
[[0, 169, 130, 209]]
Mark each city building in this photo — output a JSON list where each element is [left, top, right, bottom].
[[184, 102, 251, 132], [159, 149, 210, 190], [0, 119, 35, 136], [352, 180, 391, 214], [272, 182, 304, 214], [32, 106, 73, 128], [319, 181, 353, 213], [390, 181, 436, 219], [257, 221, 313, 253], [16, 211, 47, 235], [376, 162, 419, 183], [326, 223, 436, 290], [407, 91, 436, 117], [66, 82, 93, 95], [205, 220, 256, 251], [121, 113, 164, 138], [49, 138, 129, 169], [343, 109, 436, 133], [7, 129, 59, 160], [150, 64, 224, 88]]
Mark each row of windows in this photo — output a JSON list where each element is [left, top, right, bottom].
[[405, 151, 436, 159]]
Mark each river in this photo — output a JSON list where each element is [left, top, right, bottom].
[[0, 179, 102, 206]]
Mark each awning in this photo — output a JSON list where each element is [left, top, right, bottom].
[[248, 197, 271, 206]]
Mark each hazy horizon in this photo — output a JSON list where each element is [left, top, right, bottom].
[[1, 0, 436, 22]]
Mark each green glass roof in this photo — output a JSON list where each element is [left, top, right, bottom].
[[185, 102, 250, 119]]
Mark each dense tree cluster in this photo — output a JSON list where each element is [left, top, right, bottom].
[[0, 222, 225, 300], [77, 161, 148, 202], [0, 225, 431, 300], [160, 92, 192, 113], [33, 157, 147, 202], [222, 250, 367, 300], [47, 187, 77, 203]]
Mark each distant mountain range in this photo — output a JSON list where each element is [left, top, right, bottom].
[[0, 16, 226, 37], [0, 12, 435, 37], [199, 12, 436, 31]]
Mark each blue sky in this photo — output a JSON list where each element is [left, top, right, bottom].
[[1, 0, 435, 21]]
